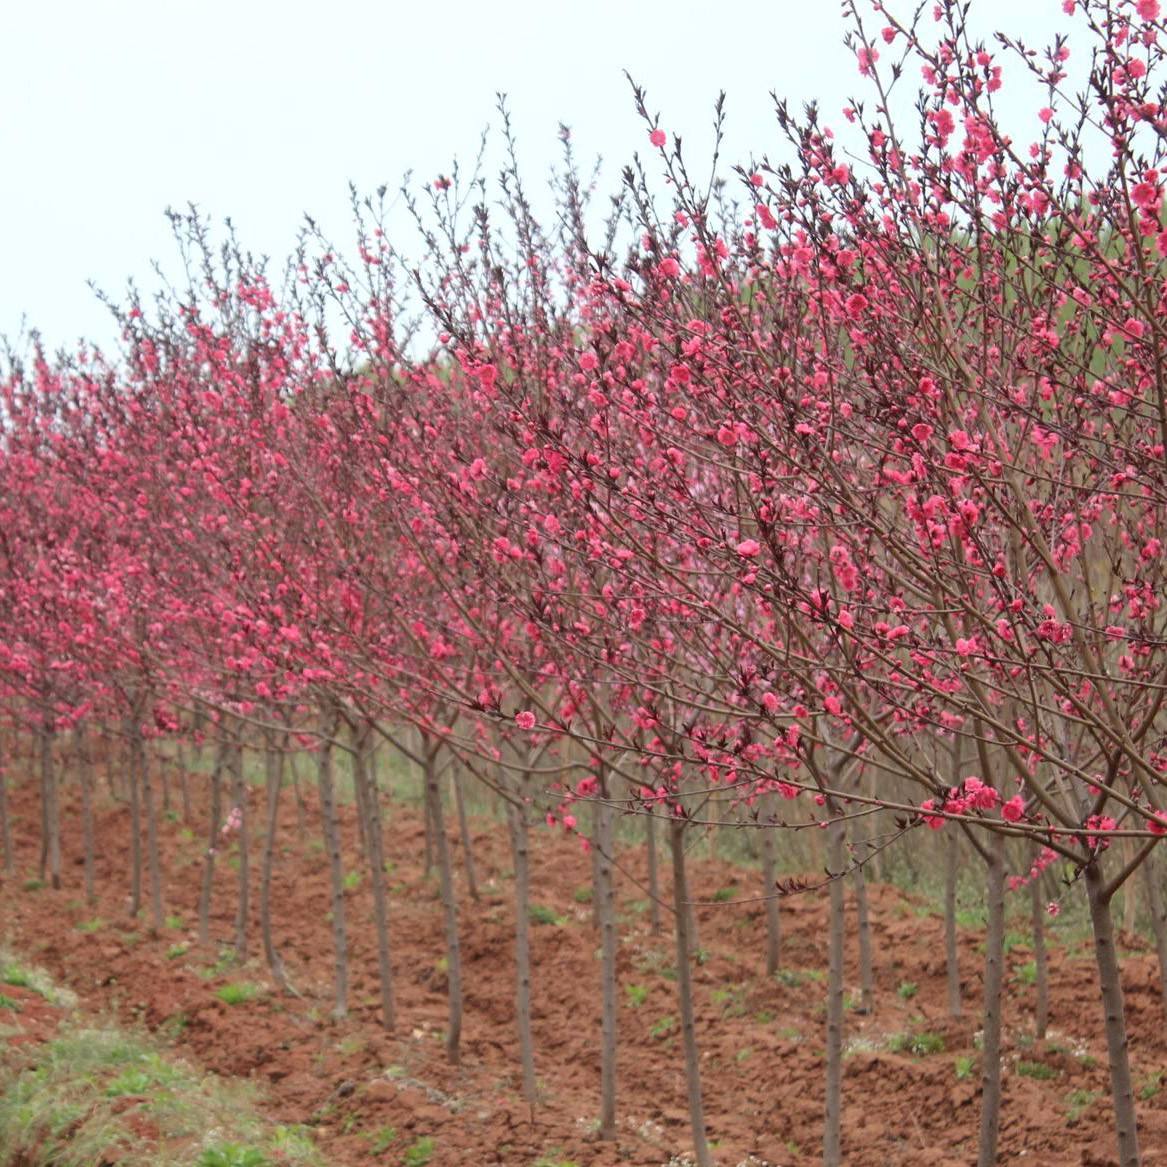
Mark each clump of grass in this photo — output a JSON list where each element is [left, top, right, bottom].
[[75, 918, 106, 934], [0, 954, 76, 1008], [888, 1031, 945, 1056], [403, 1135, 436, 1166], [528, 904, 566, 927], [711, 887, 736, 903], [572, 886, 592, 904], [196, 1146, 269, 1167], [625, 984, 649, 1008], [366, 1125, 397, 1154], [650, 1015, 677, 1039], [954, 1054, 976, 1080], [896, 980, 919, 1001], [1016, 1059, 1058, 1080], [215, 982, 261, 1006]]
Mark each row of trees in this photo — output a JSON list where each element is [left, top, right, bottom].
[[2, 1, 1166, 1163]]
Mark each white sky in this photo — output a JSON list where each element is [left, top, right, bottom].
[[2, 0, 1069, 352]]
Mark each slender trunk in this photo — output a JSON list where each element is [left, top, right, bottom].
[[177, 738, 192, 822], [139, 734, 165, 936], [260, 734, 289, 992], [425, 748, 462, 1063], [853, 848, 875, 1015], [73, 729, 96, 904], [759, 794, 781, 975], [645, 809, 662, 935], [197, 741, 226, 948], [945, 828, 962, 1018], [318, 725, 349, 1019], [231, 741, 250, 962], [1084, 860, 1141, 1167], [508, 786, 537, 1107], [824, 809, 846, 1167], [1029, 869, 1049, 1039], [452, 772, 480, 901], [160, 748, 171, 816], [1141, 850, 1167, 1022], [40, 727, 61, 889], [423, 784, 435, 879], [0, 737, 12, 875], [355, 725, 396, 1032], [289, 753, 308, 845], [127, 722, 142, 916], [670, 817, 713, 1167], [1122, 837, 1139, 933], [594, 791, 618, 1140], [977, 831, 1006, 1167]]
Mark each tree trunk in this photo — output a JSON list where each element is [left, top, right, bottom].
[[452, 771, 480, 901], [977, 830, 1006, 1167], [1084, 859, 1141, 1167], [760, 794, 781, 975], [259, 733, 289, 992], [127, 722, 143, 916], [355, 724, 396, 1032], [594, 790, 618, 1140], [945, 828, 962, 1018], [317, 722, 349, 1019], [670, 816, 713, 1167], [853, 845, 875, 1015], [1140, 849, 1167, 1022], [139, 732, 165, 936], [176, 738, 192, 822], [231, 740, 250, 962], [0, 736, 12, 875], [645, 808, 662, 935], [197, 739, 226, 948], [425, 746, 462, 1063], [1030, 868, 1049, 1039], [824, 809, 846, 1167], [508, 783, 537, 1107], [76, 729, 97, 904], [40, 727, 61, 889]]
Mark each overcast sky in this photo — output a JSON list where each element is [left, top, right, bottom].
[[2, 0, 1069, 352]]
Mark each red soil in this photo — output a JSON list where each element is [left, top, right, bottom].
[[2, 770, 1166, 1166]]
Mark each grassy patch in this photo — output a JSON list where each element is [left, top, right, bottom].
[[888, 1031, 945, 1056], [366, 1125, 397, 1154], [403, 1135, 436, 1166], [1066, 1088, 1098, 1124], [711, 887, 736, 903], [75, 918, 106, 934], [650, 1015, 677, 1039], [216, 982, 261, 1007], [0, 956, 75, 1008], [954, 1054, 976, 1080], [896, 980, 919, 1000], [1016, 1059, 1058, 1080], [625, 984, 649, 1008], [528, 904, 566, 927], [0, 1023, 321, 1166], [572, 886, 592, 904]]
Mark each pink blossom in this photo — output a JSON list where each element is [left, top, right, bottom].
[[515, 710, 536, 730], [650, 128, 667, 148], [736, 538, 761, 558], [1138, 0, 1159, 20], [1001, 795, 1026, 822]]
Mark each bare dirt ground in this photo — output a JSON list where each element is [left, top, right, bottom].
[[3, 769, 1167, 1166]]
